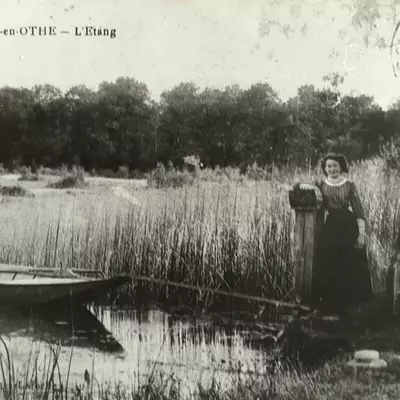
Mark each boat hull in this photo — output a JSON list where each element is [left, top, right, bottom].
[[0, 276, 131, 307]]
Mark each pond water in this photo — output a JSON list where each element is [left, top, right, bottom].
[[0, 304, 282, 395]]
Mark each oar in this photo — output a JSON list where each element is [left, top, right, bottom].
[[0, 263, 311, 312], [130, 275, 311, 312]]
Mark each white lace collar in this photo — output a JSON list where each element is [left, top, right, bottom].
[[324, 177, 348, 186]]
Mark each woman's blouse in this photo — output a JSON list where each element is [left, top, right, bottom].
[[314, 178, 365, 220]]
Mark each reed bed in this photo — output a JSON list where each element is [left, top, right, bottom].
[[0, 157, 398, 309], [0, 336, 397, 400]]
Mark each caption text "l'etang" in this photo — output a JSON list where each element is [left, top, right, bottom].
[[0, 26, 117, 39]]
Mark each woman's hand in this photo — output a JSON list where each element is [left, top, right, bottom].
[[355, 234, 365, 249], [299, 183, 323, 203], [299, 183, 315, 190]]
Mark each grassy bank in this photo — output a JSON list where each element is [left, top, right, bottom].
[[2, 337, 400, 400], [0, 157, 398, 309]]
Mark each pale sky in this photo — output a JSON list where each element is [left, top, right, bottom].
[[1, 0, 400, 109]]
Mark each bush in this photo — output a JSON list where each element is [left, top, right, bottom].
[[17, 166, 40, 182], [197, 166, 245, 183], [48, 176, 86, 189], [5, 157, 22, 172], [245, 162, 271, 181], [219, 166, 245, 182], [380, 138, 400, 171], [0, 185, 34, 198], [39, 165, 69, 176], [46, 166, 88, 189], [147, 163, 195, 188], [183, 154, 203, 174], [89, 167, 147, 179], [0, 163, 6, 175], [116, 165, 130, 179]]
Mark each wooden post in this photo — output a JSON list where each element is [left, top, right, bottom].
[[289, 186, 323, 306], [387, 256, 400, 316]]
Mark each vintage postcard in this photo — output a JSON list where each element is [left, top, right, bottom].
[[0, 0, 398, 398]]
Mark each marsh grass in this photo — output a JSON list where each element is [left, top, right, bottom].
[[0, 158, 398, 309], [0, 337, 67, 399], [0, 336, 399, 400]]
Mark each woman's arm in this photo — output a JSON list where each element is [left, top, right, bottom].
[[294, 180, 323, 203], [349, 182, 367, 246], [349, 181, 366, 221], [294, 179, 321, 190]]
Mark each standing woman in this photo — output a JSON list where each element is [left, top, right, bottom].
[[297, 153, 373, 314]]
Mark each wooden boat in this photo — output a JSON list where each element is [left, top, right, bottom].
[[0, 264, 131, 307]]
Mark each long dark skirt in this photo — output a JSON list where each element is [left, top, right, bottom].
[[311, 209, 373, 313]]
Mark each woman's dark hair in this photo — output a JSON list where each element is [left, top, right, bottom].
[[321, 153, 349, 176]]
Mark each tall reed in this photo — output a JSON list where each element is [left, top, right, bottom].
[[0, 158, 398, 309]]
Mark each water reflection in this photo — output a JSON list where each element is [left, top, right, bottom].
[[0, 305, 124, 353], [91, 307, 278, 376], [0, 305, 278, 391]]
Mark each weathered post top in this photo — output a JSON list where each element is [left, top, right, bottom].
[[289, 185, 322, 211], [289, 185, 323, 306]]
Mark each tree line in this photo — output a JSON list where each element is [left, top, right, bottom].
[[0, 74, 399, 173]]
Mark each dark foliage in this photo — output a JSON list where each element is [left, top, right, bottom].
[[0, 75, 396, 173]]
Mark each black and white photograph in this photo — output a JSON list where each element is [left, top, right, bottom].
[[0, 0, 400, 398]]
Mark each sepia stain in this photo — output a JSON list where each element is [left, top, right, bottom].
[[64, 5, 74, 12], [342, 44, 365, 73], [250, 42, 260, 54], [290, 4, 302, 18], [300, 23, 308, 35], [329, 49, 339, 59]]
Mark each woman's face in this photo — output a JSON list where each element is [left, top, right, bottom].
[[325, 159, 341, 179]]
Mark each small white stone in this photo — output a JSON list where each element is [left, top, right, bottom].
[[346, 359, 387, 369], [354, 350, 379, 363], [346, 349, 387, 370]]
